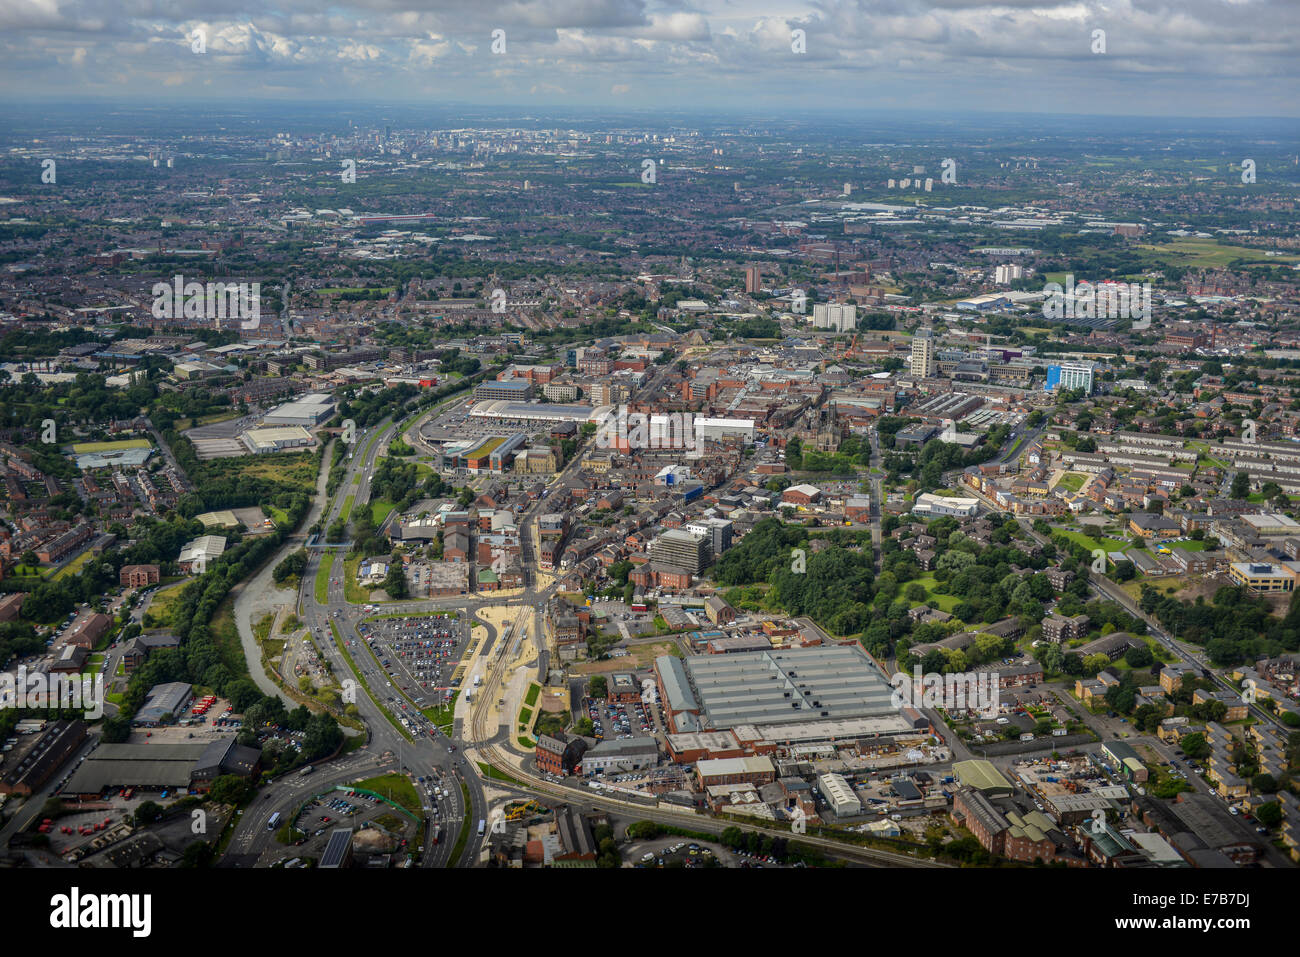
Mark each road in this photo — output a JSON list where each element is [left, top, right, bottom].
[[220, 409, 491, 867]]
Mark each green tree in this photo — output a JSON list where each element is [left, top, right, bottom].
[[1256, 801, 1283, 829], [1181, 732, 1210, 760], [135, 801, 164, 826], [1251, 773, 1278, 794], [1124, 644, 1153, 668], [382, 563, 409, 599], [207, 774, 252, 806], [1231, 471, 1250, 500]]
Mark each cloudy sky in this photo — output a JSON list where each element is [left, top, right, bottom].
[[0, 0, 1296, 117]]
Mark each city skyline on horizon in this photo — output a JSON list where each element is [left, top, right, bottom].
[[0, 0, 1296, 118]]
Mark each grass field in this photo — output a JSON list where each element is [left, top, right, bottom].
[[51, 549, 96, 581], [353, 773, 421, 818], [343, 555, 371, 604], [213, 452, 317, 490], [209, 597, 250, 677], [315, 553, 334, 605], [371, 500, 396, 524], [423, 691, 458, 735], [1153, 539, 1208, 553], [1054, 527, 1133, 554], [195, 410, 242, 427], [1187, 441, 1232, 470], [1135, 239, 1300, 269], [340, 494, 355, 523], [143, 581, 190, 629], [1055, 472, 1087, 493], [903, 574, 962, 614], [1122, 577, 1186, 603], [449, 779, 472, 863], [70, 438, 151, 453]]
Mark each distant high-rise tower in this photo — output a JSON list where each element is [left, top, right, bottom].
[[843, 182, 852, 196], [745, 265, 761, 294], [910, 330, 936, 378]]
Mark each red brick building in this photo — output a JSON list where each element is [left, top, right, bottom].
[[780, 484, 822, 507], [606, 673, 641, 705], [119, 564, 161, 588], [952, 788, 1058, 864], [535, 733, 587, 776]]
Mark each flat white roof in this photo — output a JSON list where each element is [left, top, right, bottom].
[[694, 417, 757, 428], [696, 756, 775, 776]]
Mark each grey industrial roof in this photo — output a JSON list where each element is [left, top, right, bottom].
[[135, 682, 192, 723], [555, 806, 596, 858], [584, 736, 659, 758], [655, 654, 698, 714], [64, 743, 208, 793], [681, 644, 898, 729], [193, 738, 260, 777]]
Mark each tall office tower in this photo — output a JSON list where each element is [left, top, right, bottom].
[[812, 303, 858, 332], [649, 529, 711, 575], [745, 265, 762, 294], [1046, 361, 1095, 395], [910, 330, 936, 378], [995, 264, 1024, 284]]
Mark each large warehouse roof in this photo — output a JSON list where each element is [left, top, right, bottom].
[[680, 645, 898, 729], [263, 393, 336, 426], [64, 743, 208, 793]]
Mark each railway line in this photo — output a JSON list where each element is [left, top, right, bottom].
[[465, 608, 947, 869]]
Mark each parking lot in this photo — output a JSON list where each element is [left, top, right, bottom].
[[584, 696, 656, 743], [353, 613, 467, 736], [628, 837, 741, 868], [287, 787, 418, 860]]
